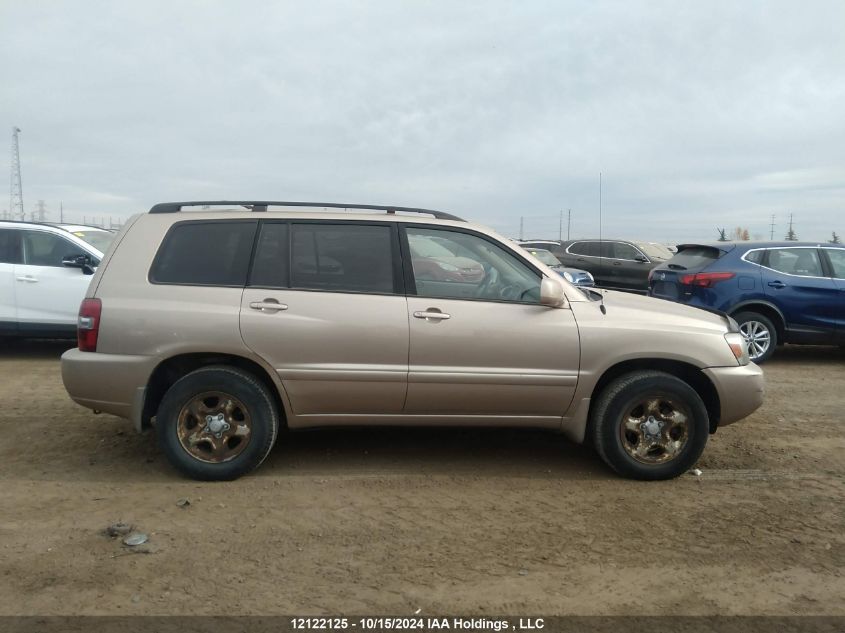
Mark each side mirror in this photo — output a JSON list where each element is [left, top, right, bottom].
[[62, 254, 97, 275], [635, 255, 649, 263], [540, 276, 566, 307]]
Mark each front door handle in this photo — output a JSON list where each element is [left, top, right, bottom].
[[15, 276, 38, 283], [613, 261, 622, 266], [413, 310, 451, 321], [767, 281, 787, 289], [249, 299, 288, 313]]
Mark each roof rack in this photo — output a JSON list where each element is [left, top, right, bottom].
[[148, 200, 464, 222]]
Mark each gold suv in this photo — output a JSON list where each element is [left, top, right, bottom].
[[61, 201, 764, 480]]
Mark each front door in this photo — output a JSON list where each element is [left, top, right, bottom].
[[239, 221, 409, 420], [402, 226, 580, 423], [14, 229, 94, 332]]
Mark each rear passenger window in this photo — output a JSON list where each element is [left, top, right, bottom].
[[291, 224, 394, 294], [766, 248, 823, 277], [250, 223, 289, 288], [745, 250, 764, 264], [0, 229, 22, 264], [150, 221, 257, 286]]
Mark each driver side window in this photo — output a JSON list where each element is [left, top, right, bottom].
[[405, 227, 541, 303]]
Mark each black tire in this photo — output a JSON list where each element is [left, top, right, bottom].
[[156, 365, 279, 480], [591, 371, 710, 480], [732, 311, 777, 364]]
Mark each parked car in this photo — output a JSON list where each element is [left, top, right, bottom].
[[518, 239, 672, 292], [0, 221, 114, 338], [648, 241, 845, 363], [521, 247, 595, 287], [61, 201, 763, 481]]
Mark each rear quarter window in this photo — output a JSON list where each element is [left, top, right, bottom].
[[150, 221, 257, 286]]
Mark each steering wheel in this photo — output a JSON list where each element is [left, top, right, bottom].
[[475, 266, 500, 298]]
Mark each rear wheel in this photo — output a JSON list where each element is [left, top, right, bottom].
[[733, 311, 777, 363], [156, 366, 279, 480], [591, 371, 710, 480]]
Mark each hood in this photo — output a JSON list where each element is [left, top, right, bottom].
[[597, 289, 730, 334]]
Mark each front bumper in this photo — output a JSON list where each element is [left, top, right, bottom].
[[703, 363, 765, 427], [61, 348, 156, 430]]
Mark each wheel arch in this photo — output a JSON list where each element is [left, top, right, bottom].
[[141, 352, 289, 431], [728, 301, 786, 344], [586, 358, 722, 436]]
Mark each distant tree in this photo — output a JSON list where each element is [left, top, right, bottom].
[[785, 226, 799, 241], [831, 231, 841, 244], [741, 229, 750, 241], [717, 228, 728, 242]]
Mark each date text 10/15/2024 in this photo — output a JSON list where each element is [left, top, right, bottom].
[[290, 617, 545, 631]]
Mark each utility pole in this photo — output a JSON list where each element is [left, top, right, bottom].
[[34, 199, 47, 222], [558, 210, 563, 241], [60, 201, 64, 223], [567, 209, 571, 240], [10, 127, 24, 220], [519, 216, 524, 241], [769, 214, 775, 240]]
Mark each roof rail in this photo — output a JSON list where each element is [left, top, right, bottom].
[[148, 200, 464, 222]]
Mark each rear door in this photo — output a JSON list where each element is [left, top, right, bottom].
[[762, 247, 838, 343], [13, 229, 94, 331], [240, 221, 410, 419], [565, 241, 611, 286], [0, 228, 22, 334], [403, 225, 579, 422], [821, 247, 845, 343]]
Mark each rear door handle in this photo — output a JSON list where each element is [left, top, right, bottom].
[[613, 261, 622, 266], [767, 281, 786, 289], [15, 276, 38, 283], [413, 310, 451, 321], [249, 299, 288, 312]]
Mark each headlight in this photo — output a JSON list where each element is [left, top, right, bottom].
[[584, 271, 595, 282], [724, 332, 750, 365], [562, 271, 574, 282]]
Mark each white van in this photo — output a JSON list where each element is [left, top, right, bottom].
[[0, 221, 114, 338]]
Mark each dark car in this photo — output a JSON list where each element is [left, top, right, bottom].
[[522, 247, 595, 287], [648, 241, 845, 363], [518, 239, 672, 292]]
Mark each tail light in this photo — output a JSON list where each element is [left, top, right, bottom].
[[77, 298, 102, 352], [679, 272, 735, 288]]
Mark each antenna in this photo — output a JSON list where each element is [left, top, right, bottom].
[[599, 172, 606, 314]]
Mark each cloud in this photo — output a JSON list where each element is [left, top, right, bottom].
[[1, 0, 843, 242]]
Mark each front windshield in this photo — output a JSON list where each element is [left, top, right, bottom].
[[636, 241, 672, 260], [71, 230, 115, 254], [526, 249, 561, 266]]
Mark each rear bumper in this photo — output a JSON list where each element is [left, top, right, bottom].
[[703, 363, 765, 427], [61, 348, 156, 430]]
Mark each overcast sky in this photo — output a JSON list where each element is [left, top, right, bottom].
[[1, 0, 843, 242]]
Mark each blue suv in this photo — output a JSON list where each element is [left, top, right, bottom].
[[648, 242, 845, 363]]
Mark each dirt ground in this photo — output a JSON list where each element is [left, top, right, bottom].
[[0, 340, 843, 616]]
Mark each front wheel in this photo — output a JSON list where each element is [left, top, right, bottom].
[[591, 371, 710, 480], [156, 366, 280, 480]]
